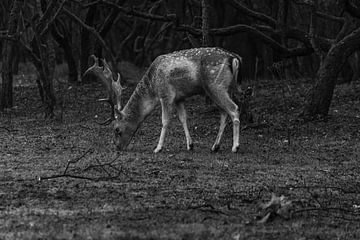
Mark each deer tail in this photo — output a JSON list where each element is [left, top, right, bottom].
[[230, 56, 243, 98], [231, 56, 242, 85]]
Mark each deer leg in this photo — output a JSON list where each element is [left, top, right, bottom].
[[207, 89, 240, 153], [154, 99, 172, 153], [176, 102, 193, 151], [211, 111, 227, 152]]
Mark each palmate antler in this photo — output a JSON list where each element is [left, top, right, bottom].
[[83, 55, 124, 125]]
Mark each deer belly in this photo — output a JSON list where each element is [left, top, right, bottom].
[[168, 76, 203, 101]]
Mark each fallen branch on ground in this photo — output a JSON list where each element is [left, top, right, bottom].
[[38, 148, 128, 182]]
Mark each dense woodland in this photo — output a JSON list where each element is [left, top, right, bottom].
[[0, 0, 360, 117]]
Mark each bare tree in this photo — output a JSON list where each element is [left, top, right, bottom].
[[1, 0, 22, 110], [302, 0, 360, 117]]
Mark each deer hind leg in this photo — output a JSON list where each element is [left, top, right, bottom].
[[176, 102, 193, 151], [207, 88, 240, 153], [154, 98, 172, 153], [211, 111, 227, 152]]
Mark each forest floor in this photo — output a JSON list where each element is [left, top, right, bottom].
[[1, 67, 360, 239]]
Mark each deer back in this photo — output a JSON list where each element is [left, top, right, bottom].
[[146, 48, 242, 101]]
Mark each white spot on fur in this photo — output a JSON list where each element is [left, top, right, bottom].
[[161, 56, 198, 80]]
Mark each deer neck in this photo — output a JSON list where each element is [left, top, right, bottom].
[[121, 80, 157, 126]]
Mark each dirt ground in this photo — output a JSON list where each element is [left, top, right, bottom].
[[1, 74, 360, 239]]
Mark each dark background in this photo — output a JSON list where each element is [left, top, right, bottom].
[[1, 0, 360, 118]]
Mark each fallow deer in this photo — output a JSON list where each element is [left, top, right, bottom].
[[112, 47, 243, 153], [83, 55, 124, 125]]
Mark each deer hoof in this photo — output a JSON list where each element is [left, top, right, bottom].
[[153, 146, 162, 153], [188, 143, 194, 151], [211, 145, 220, 153], [232, 145, 239, 153]]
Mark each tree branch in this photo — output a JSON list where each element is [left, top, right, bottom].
[[36, 0, 67, 36], [225, 0, 277, 28], [345, 0, 360, 19], [99, 1, 121, 37], [315, 11, 345, 24], [0, 31, 16, 41], [335, 14, 354, 42], [62, 7, 117, 70], [309, 0, 323, 58], [177, 24, 313, 57], [87, 0, 177, 23]]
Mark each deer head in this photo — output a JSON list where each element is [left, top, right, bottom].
[[83, 55, 125, 125], [113, 110, 138, 151]]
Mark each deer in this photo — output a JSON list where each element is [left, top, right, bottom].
[[111, 47, 244, 153], [83, 55, 125, 125]]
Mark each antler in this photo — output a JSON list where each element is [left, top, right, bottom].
[[83, 55, 124, 125]]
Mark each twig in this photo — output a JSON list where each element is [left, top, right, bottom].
[[82, 153, 129, 178], [0, 126, 11, 133], [39, 150, 129, 182], [63, 147, 94, 174], [39, 174, 99, 181], [83, 153, 120, 171], [189, 204, 229, 215]]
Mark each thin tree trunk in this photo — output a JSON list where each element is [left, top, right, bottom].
[[29, 0, 60, 118], [350, 52, 359, 82], [201, 0, 210, 47], [32, 37, 57, 118], [1, 0, 22, 110], [51, 22, 78, 82], [64, 44, 79, 83], [94, 5, 121, 58], [80, 6, 97, 83]]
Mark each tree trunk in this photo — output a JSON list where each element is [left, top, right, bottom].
[[201, 0, 210, 46], [64, 44, 79, 83], [93, 6, 121, 59], [350, 52, 360, 82], [80, 6, 98, 83], [32, 37, 57, 118], [12, 42, 20, 74], [1, 0, 22, 110], [51, 22, 78, 82], [302, 27, 360, 117]]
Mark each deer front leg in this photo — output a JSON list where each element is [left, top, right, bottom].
[[211, 112, 227, 152], [154, 99, 172, 153], [176, 102, 193, 151], [232, 116, 240, 153]]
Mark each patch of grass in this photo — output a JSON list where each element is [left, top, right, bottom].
[[1, 76, 360, 239]]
